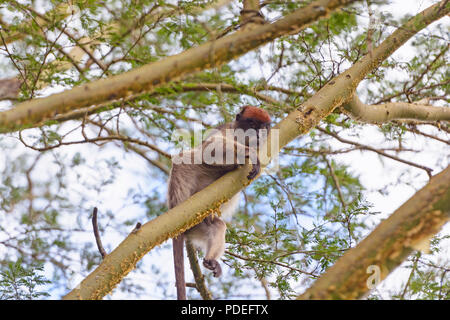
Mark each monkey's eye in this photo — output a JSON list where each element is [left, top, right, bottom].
[[247, 119, 257, 127]]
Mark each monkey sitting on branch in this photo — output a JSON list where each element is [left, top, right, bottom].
[[167, 105, 271, 300]]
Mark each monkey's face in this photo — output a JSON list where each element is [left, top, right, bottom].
[[235, 106, 271, 133], [235, 106, 271, 148], [237, 116, 271, 132]]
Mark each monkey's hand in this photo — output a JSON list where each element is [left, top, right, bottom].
[[203, 259, 222, 277], [247, 157, 260, 180], [204, 216, 217, 226]]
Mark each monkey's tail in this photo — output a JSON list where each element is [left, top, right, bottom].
[[173, 235, 186, 300]]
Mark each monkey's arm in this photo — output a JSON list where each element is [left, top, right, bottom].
[[201, 135, 260, 179]]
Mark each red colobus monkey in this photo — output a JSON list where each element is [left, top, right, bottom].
[[167, 106, 271, 300]]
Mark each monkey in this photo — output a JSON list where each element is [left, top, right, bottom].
[[167, 105, 271, 300]]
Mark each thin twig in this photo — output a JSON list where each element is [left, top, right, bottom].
[[18, 129, 171, 159], [92, 207, 107, 259], [323, 156, 347, 212], [131, 222, 142, 234], [186, 240, 213, 300], [405, 125, 450, 145], [399, 254, 419, 299], [185, 282, 198, 289], [225, 250, 318, 277], [317, 127, 433, 179]]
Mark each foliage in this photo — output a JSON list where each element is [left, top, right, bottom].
[[0, 259, 50, 300], [0, 0, 448, 299]]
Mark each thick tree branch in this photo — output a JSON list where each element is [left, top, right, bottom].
[[63, 162, 255, 300], [343, 95, 450, 124], [241, 0, 265, 29], [0, 0, 359, 133], [0, 1, 232, 100], [298, 165, 450, 300], [270, 1, 449, 156], [62, 1, 449, 300]]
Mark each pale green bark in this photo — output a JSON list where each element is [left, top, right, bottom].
[[0, 0, 358, 133], [343, 95, 450, 124]]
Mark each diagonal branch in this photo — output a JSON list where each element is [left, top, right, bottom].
[[343, 95, 450, 124], [23, 82, 288, 127], [92, 207, 107, 259], [0, 0, 360, 134], [323, 156, 347, 212], [62, 1, 449, 300], [404, 125, 450, 146]]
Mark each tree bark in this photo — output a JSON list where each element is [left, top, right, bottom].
[[0, 1, 233, 101], [62, 1, 450, 300], [343, 95, 450, 124], [0, 0, 358, 133]]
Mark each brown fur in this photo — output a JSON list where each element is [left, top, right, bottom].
[[241, 105, 271, 123], [167, 106, 271, 300]]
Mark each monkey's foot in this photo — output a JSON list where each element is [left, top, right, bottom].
[[203, 259, 222, 277], [247, 161, 260, 180]]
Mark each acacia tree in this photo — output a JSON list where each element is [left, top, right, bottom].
[[0, 0, 448, 300]]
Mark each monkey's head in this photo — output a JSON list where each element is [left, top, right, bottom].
[[235, 105, 271, 132]]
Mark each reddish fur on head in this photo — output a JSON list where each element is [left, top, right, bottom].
[[241, 106, 271, 123]]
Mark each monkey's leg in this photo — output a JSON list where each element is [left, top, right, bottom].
[[173, 235, 186, 300], [203, 218, 227, 277]]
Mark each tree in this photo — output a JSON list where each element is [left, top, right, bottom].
[[0, 0, 448, 300]]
